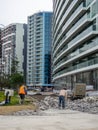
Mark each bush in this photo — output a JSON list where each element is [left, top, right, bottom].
[[0, 91, 19, 105], [0, 91, 4, 102]]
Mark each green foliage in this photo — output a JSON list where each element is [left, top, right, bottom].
[[0, 57, 24, 90], [0, 75, 10, 89], [7, 92, 19, 105], [11, 57, 19, 74], [0, 91, 4, 102], [0, 91, 30, 106], [9, 57, 24, 89], [10, 73, 24, 88], [0, 91, 19, 105], [0, 73, 24, 90]]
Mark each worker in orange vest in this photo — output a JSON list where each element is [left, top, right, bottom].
[[19, 84, 27, 104]]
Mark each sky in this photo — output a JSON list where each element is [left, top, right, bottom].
[[0, 0, 53, 26]]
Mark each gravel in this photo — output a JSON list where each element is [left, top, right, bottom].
[[10, 96, 98, 116]]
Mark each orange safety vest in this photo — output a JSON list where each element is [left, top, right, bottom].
[[19, 85, 26, 94]]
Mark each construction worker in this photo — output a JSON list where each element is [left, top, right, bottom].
[[19, 84, 27, 104], [59, 87, 67, 109]]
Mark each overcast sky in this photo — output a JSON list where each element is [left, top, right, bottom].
[[0, 0, 53, 26]]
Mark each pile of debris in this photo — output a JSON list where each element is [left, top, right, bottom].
[[11, 95, 98, 115], [67, 96, 98, 114], [11, 109, 43, 116], [38, 96, 58, 110], [38, 96, 98, 114]]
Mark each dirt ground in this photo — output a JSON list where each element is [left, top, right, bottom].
[[0, 93, 47, 115], [0, 105, 35, 115], [0, 93, 50, 115]]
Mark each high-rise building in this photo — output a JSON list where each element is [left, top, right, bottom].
[[52, 0, 98, 90], [0, 28, 2, 74], [1, 23, 27, 79], [27, 12, 53, 88], [0, 28, 2, 59]]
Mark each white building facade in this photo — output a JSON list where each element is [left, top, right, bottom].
[[1, 23, 27, 76], [52, 0, 98, 90]]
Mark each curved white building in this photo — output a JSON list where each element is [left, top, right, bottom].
[[52, 0, 98, 90]]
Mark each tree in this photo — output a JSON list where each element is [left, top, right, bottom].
[[10, 73, 24, 89], [0, 57, 24, 90], [9, 57, 24, 89], [0, 74, 10, 90], [11, 57, 19, 74]]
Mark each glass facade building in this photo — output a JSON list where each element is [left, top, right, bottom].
[[52, 0, 98, 90], [27, 12, 53, 87]]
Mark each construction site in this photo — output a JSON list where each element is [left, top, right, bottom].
[[0, 84, 98, 130]]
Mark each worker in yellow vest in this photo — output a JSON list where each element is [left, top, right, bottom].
[[19, 84, 27, 104]]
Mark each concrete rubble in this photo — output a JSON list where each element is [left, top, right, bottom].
[[11, 94, 98, 116], [38, 96, 58, 110], [38, 96, 98, 114], [67, 96, 98, 114]]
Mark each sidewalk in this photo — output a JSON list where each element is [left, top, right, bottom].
[[0, 109, 98, 130]]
